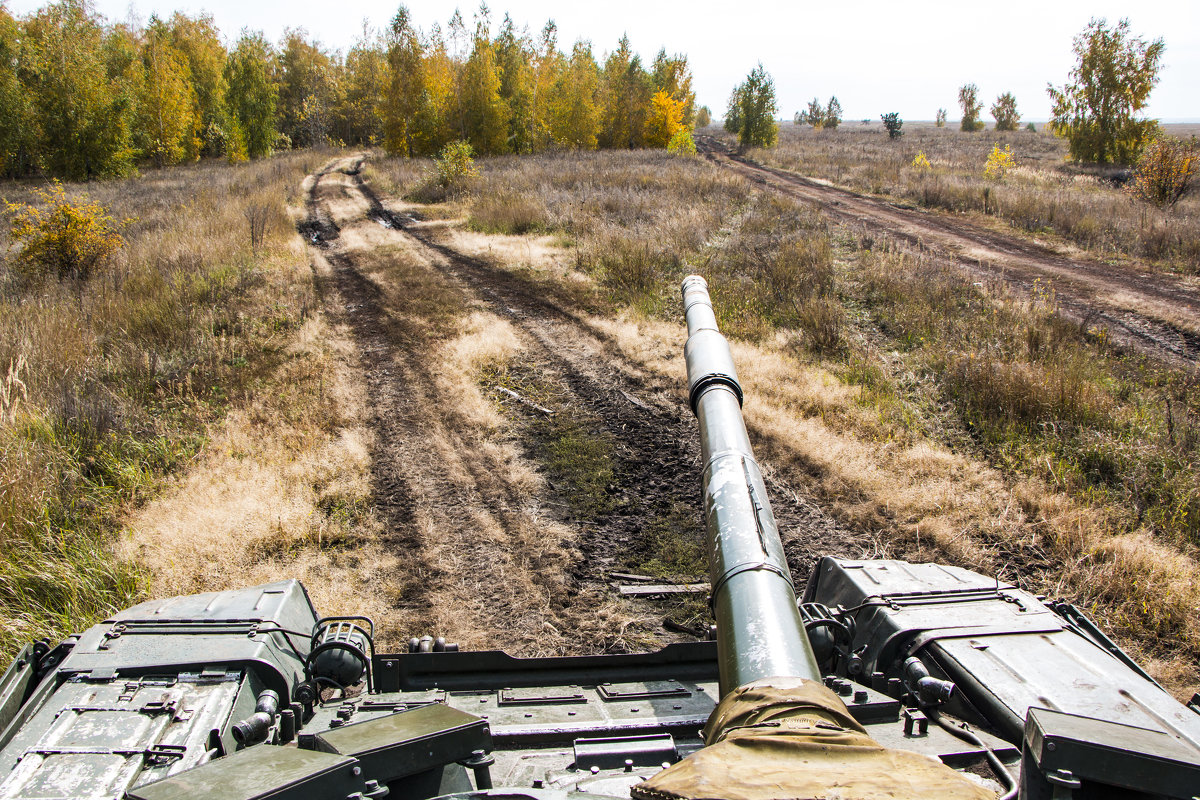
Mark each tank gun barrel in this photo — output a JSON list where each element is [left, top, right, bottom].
[[681, 275, 821, 696]]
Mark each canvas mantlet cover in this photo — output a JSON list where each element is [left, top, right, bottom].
[[632, 678, 993, 800]]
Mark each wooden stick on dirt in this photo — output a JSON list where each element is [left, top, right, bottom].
[[496, 386, 554, 416]]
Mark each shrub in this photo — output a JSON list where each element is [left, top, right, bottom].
[[881, 113, 903, 139], [935, 108, 947, 128], [912, 152, 932, 171], [984, 144, 1016, 180], [1127, 136, 1198, 208], [411, 140, 480, 203], [667, 128, 697, 156], [991, 92, 1021, 131], [4, 182, 123, 282], [959, 83, 985, 131], [1026, 122, 1037, 132], [434, 140, 479, 187]]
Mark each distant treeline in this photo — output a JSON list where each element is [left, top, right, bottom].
[[0, 1, 698, 179]]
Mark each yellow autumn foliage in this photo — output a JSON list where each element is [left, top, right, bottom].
[[1127, 137, 1198, 208], [983, 144, 1015, 180], [4, 182, 124, 281], [644, 90, 685, 149]]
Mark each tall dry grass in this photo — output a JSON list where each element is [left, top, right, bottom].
[[0, 151, 324, 659], [744, 124, 1200, 272], [847, 241, 1200, 547], [462, 150, 752, 313], [360, 152, 430, 200], [367, 142, 1199, 687]]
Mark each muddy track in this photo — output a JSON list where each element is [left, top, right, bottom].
[[697, 136, 1200, 368], [300, 156, 862, 651], [349, 163, 862, 578], [299, 166, 431, 619]]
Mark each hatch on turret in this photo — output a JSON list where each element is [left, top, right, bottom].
[[0, 672, 242, 800]]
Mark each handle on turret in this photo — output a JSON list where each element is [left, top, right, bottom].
[[681, 275, 821, 697]]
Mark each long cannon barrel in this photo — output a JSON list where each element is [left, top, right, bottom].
[[681, 275, 821, 696], [642, 275, 1001, 797]]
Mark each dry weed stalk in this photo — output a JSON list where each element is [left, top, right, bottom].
[[245, 202, 271, 250], [0, 356, 27, 425]]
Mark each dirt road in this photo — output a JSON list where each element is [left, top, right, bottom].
[[299, 156, 859, 655], [698, 137, 1200, 367]]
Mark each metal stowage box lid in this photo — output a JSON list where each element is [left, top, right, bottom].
[[306, 703, 491, 783], [127, 745, 365, 800], [1024, 707, 1200, 797]]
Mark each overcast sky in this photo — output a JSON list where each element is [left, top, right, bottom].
[[7, 0, 1197, 121]]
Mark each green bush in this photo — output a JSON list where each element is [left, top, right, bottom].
[[667, 129, 697, 156], [881, 113, 903, 139], [410, 140, 481, 204], [434, 140, 479, 187]]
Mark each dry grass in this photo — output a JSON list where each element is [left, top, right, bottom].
[[0, 151, 324, 659], [460, 150, 752, 313], [847, 243, 1199, 549], [116, 312, 397, 630], [741, 123, 1200, 272], [440, 145, 1199, 695], [360, 152, 431, 200]]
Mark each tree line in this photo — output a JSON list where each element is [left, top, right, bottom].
[[0, 1, 698, 180], [771, 19, 1170, 171]]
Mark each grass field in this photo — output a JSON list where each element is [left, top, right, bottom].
[[3, 137, 1198, 697], [733, 122, 1200, 273], [0, 151, 325, 657]]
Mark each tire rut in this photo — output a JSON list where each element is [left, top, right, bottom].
[[301, 177, 431, 625], [349, 162, 865, 586], [698, 136, 1200, 368], [306, 168, 574, 649], [299, 156, 865, 651]]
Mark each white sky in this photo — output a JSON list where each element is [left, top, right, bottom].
[[7, 0, 1198, 121]]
